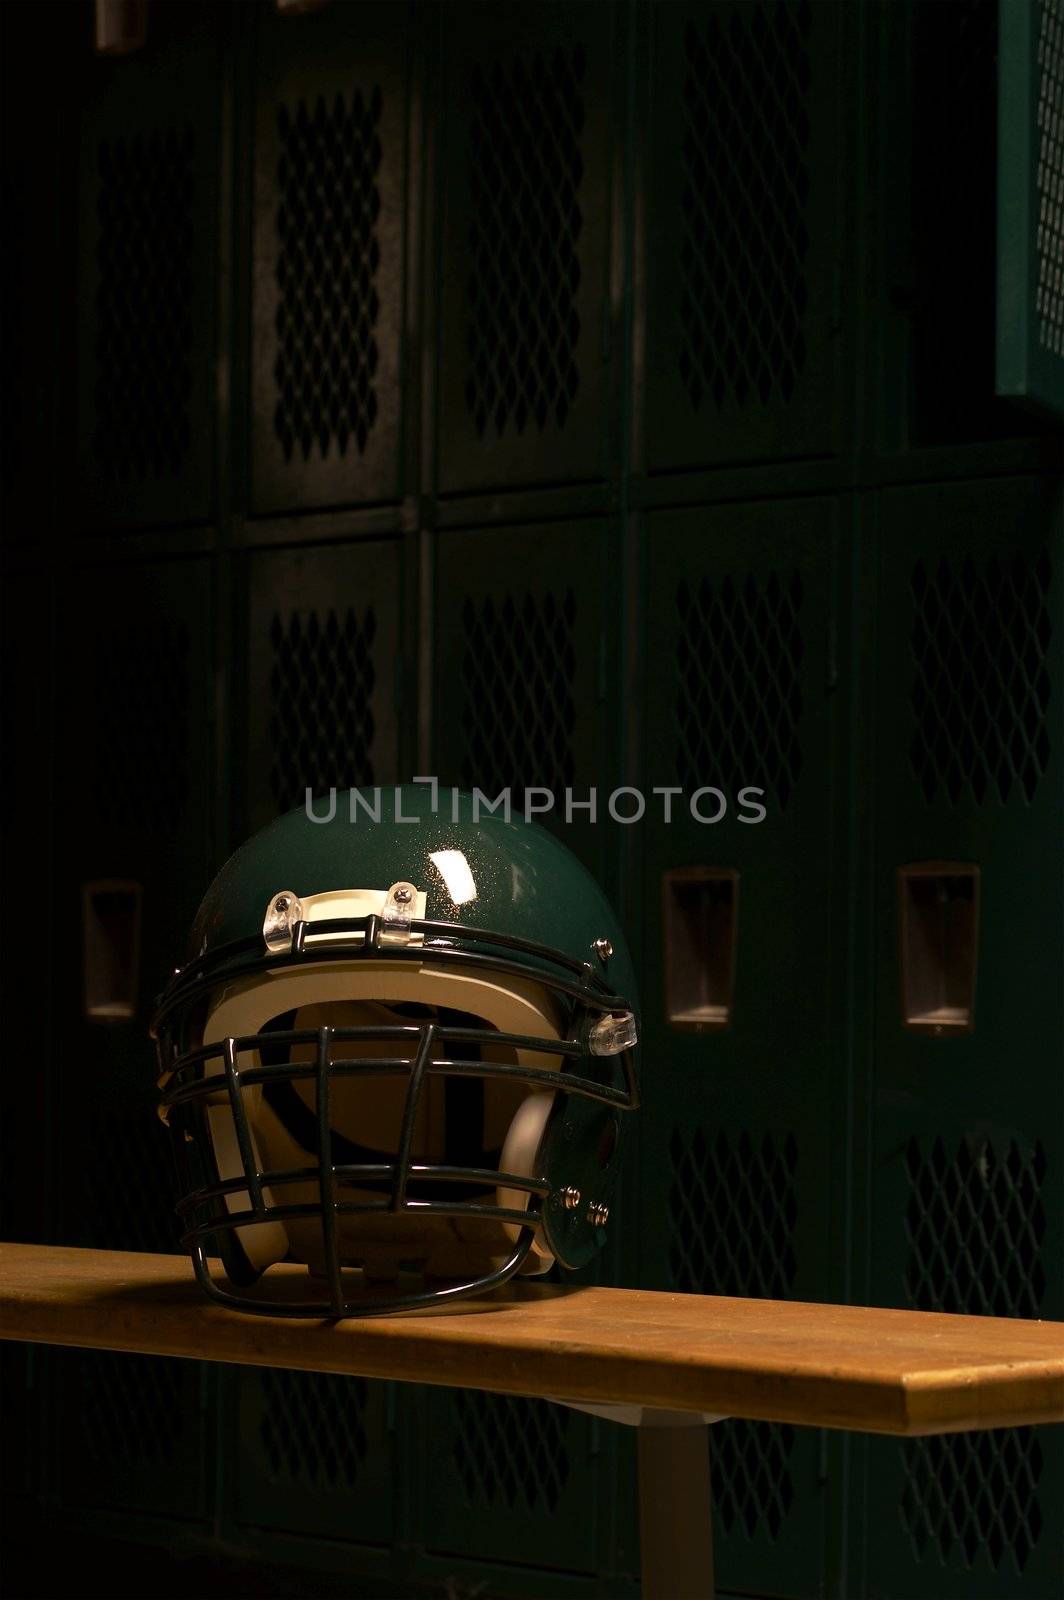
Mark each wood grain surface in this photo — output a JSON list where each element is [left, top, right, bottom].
[[1, 1243, 1061, 1436]]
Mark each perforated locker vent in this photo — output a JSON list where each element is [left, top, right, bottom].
[[669, 1129, 798, 1542], [909, 549, 1053, 805], [465, 48, 585, 439], [93, 620, 191, 834], [259, 1370, 368, 1488], [94, 128, 195, 480], [675, 572, 804, 808], [1038, 0, 1064, 355], [459, 591, 577, 805], [452, 1391, 571, 1514], [900, 1136, 1048, 1574], [901, 1429, 1044, 1574], [669, 1128, 799, 1298], [274, 92, 382, 461], [904, 1136, 1047, 1319], [78, 1350, 183, 1470], [268, 608, 377, 813], [85, 1114, 180, 1256], [679, 3, 812, 411]]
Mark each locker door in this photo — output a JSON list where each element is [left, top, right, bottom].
[[863, 477, 1064, 1600], [50, 556, 215, 1522], [0, 566, 54, 1515], [433, 520, 614, 883], [232, 1368, 395, 1549], [642, 0, 844, 471], [639, 499, 845, 1596], [233, 536, 403, 1546], [243, 540, 402, 833], [436, 2, 618, 493], [250, 2, 409, 513], [75, 9, 218, 531], [417, 1387, 607, 1580]]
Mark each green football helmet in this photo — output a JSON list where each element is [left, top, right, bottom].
[[153, 786, 639, 1317]]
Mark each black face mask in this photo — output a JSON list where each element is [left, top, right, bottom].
[[258, 1005, 497, 1202]]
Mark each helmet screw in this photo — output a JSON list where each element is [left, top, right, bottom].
[[274, 896, 289, 913], [561, 1185, 581, 1210], [588, 1202, 609, 1227], [593, 938, 613, 963], [392, 886, 413, 905]]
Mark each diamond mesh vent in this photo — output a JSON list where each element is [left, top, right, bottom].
[[679, 4, 812, 410], [78, 1351, 183, 1469], [901, 1429, 1044, 1573], [268, 607, 377, 813], [85, 1114, 180, 1256], [1037, 0, 1064, 355], [712, 1420, 797, 1541], [668, 1128, 799, 1298], [94, 127, 195, 480], [909, 549, 1053, 805], [274, 92, 382, 462], [675, 572, 804, 808], [669, 1128, 799, 1543], [259, 1370, 368, 1488], [452, 1392, 570, 1514], [93, 620, 190, 834], [900, 1136, 1048, 1573], [465, 48, 585, 438], [459, 591, 577, 806], [904, 1136, 1047, 1319]]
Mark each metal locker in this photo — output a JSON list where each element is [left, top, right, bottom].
[[638, 498, 846, 1597], [250, 1, 410, 513], [242, 539, 403, 834], [232, 1367, 395, 1549], [49, 556, 216, 1523], [232, 535, 404, 1547], [862, 476, 1064, 1599], [432, 519, 616, 884], [641, 0, 845, 471], [435, 2, 619, 493], [417, 1386, 605, 1580], [74, 7, 219, 532]]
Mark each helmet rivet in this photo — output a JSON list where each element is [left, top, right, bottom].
[[561, 1185, 581, 1210], [588, 1202, 609, 1227], [593, 938, 613, 963]]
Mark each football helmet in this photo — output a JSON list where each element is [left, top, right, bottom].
[[153, 787, 639, 1317]]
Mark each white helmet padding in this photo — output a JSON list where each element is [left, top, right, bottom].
[[201, 957, 565, 1285]]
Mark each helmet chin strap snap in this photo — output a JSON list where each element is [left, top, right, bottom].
[[263, 891, 303, 953], [589, 1010, 638, 1056], [381, 881, 419, 945]]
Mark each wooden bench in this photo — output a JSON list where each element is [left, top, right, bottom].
[[2, 1243, 1062, 1598]]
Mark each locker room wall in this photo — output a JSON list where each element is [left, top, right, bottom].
[[0, 2, 1060, 1598]]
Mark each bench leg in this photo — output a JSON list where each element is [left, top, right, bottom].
[[637, 1421, 714, 1600]]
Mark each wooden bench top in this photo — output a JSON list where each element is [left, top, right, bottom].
[[1, 1243, 1061, 1437]]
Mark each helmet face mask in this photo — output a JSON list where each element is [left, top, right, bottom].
[[153, 791, 639, 1318]]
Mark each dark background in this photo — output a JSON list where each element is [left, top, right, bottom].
[[0, 1, 1061, 1597]]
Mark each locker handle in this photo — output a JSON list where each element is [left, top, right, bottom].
[[662, 868, 739, 1031], [898, 863, 980, 1035], [83, 880, 142, 1023]]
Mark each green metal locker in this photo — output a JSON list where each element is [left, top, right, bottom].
[[861, 477, 1064, 1599]]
